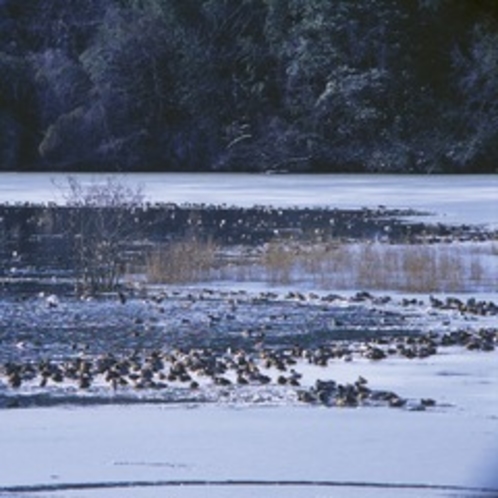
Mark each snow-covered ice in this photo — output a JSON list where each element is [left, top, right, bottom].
[[0, 173, 497, 498], [0, 344, 497, 497]]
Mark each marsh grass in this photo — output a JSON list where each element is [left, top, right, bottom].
[[146, 237, 217, 284], [139, 236, 496, 292], [262, 241, 298, 285], [257, 240, 497, 293]]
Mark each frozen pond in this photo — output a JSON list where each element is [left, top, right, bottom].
[[0, 172, 497, 498], [0, 172, 497, 228], [1, 346, 498, 497]]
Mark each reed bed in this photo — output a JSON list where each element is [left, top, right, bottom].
[[257, 240, 496, 293], [141, 236, 497, 293], [145, 238, 217, 284]]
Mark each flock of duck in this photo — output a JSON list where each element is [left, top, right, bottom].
[[1, 299, 496, 409]]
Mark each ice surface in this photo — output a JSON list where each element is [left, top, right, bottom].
[[0, 172, 497, 228], [1, 173, 497, 498], [0, 346, 497, 497]]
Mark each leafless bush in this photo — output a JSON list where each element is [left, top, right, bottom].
[[60, 176, 144, 294]]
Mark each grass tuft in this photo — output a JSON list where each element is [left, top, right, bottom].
[[146, 237, 217, 284]]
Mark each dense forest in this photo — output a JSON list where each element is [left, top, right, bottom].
[[1, 0, 497, 173]]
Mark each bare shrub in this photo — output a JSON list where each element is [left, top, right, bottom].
[[60, 176, 144, 294], [62, 176, 144, 208]]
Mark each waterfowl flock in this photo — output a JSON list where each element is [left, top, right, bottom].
[[0, 201, 496, 414], [1, 307, 496, 410]]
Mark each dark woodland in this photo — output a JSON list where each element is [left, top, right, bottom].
[[1, 0, 498, 173]]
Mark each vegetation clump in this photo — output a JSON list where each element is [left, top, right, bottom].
[[61, 176, 144, 295]]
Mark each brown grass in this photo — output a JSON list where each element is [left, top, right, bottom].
[[261, 241, 298, 285], [257, 240, 496, 293], [145, 237, 217, 284], [134, 237, 496, 292]]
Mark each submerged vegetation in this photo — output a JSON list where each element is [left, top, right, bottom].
[[1, 0, 498, 173]]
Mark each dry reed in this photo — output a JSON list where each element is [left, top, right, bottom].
[[258, 240, 496, 293], [138, 236, 496, 292], [146, 238, 217, 284]]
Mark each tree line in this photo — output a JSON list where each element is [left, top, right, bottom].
[[1, 0, 497, 173]]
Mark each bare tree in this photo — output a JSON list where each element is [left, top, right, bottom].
[[60, 176, 144, 295]]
